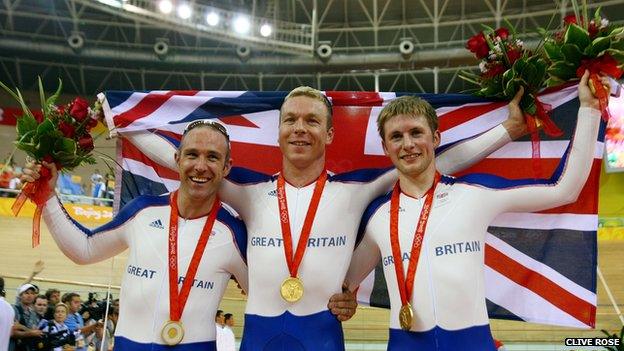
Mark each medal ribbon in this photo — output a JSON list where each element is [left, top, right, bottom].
[[168, 191, 220, 321], [390, 172, 440, 307], [277, 171, 327, 278]]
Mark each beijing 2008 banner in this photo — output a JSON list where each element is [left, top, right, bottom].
[[101, 84, 611, 329]]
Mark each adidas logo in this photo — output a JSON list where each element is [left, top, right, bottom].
[[149, 219, 164, 229], [268, 189, 277, 197]]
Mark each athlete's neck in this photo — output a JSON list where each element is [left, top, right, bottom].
[[177, 191, 217, 219], [281, 156, 325, 188], [398, 165, 437, 198]]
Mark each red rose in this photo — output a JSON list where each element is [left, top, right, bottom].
[[86, 117, 98, 131], [483, 63, 506, 78], [78, 134, 94, 152], [33, 112, 44, 124], [495, 28, 510, 40], [564, 14, 577, 25], [69, 97, 89, 122], [588, 22, 599, 38], [58, 121, 75, 138], [466, 32, 490, 59], [507, 48, 522, 64]]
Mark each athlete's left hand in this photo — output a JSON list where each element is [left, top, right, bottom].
[[328, 285, 358, 322]]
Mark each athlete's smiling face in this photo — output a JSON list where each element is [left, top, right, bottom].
[[278, 95, 334, 170], [382, 114, 440, 178], [175, 127, 232, 203]]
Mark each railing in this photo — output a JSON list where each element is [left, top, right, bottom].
[[0, 188, 113, 207]]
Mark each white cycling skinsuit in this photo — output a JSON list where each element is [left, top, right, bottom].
[[126, 121, 513, 351], [42, 194, 248, 351], [345, 107, 601, 351]]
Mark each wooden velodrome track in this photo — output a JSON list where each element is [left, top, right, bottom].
[[1, 216, 622, 345]]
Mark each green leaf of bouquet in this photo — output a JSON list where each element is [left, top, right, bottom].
[[544, 41, 563, 61], [16, 115, 38, 136], [545, 76, 566, 87], [45, 78, 63, 108], [15, 141, 37, 155], [55, 137, 77, 154], [15, 89, 36, 121], [547, 61, 577, 80], [589, 36, 611, 57], [564, 24, 591, 50], [36, 118, 54, 136], [609, 38, 624, 52], [37, 77, 47, 115], [561, 44, 583, 65], [606, 49, 624, 62], [36, 134, 56, 159], [520, 95, 536, 115]]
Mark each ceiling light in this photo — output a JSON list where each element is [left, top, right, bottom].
[[233, 15, 251, 34], [158, 0, 173, 14], [260, 24, 272, 37], [206, 11, 219, 26], [177, 3, 192, 19]]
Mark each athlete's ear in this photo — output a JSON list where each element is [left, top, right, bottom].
[[382, 140, 390, 157], [223, 157, 233, 177], [433, 130, 441, 149], [326, 126, 335, 145]]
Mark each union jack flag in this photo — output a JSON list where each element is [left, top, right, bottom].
[[101, 84, 613, 329]]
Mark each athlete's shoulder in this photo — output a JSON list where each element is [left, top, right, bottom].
[[93, 194, 170, 234], [217, 202, 247, 261], [227, 167, 276, 185], [329, 167, 394, 184], [451, 172, 549, 190], [356, 191, 392, 245]]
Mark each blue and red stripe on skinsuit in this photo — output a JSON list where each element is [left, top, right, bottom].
[[115, 336, 216, 351], [240, 310, 345, 351], [387, 325, 496, 351]]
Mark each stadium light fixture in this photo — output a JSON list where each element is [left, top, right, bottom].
[[177, 3, 192, 19], [260, 23, 272, 37], [158, 0, 173, 14], [206, 11, 219, 26], [233, 15, 251, 34]]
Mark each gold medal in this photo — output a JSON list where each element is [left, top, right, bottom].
[[399, 303, 413, 330], [280, 276, 304, 302], [161, 320, 184, 346]]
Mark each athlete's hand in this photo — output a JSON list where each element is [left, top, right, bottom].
[[20, 160, 59, 200], [502, 86, 528, 140], [578, 69, 608, 110], [328, 285, 358, 322]]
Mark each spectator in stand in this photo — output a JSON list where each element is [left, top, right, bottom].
[[38, 303, 75, 351], [90, 170, 103, 197], [1, 277, 15, 351], [92, 307, 119, 351], [15, 261, 44, 302], [0, 167, 13, 197], [10, 284, 44, 351], [8, 172, 21, 198], [43, 289, 60, 320], [494, 339, 507, 350], [62, 293, 100, 351], [215, 310, 225, 350], [218, 313, 236, 351], [33, 296, 47, 322]]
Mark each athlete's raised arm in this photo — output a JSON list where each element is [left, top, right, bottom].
[[22, 162, 129, 264]]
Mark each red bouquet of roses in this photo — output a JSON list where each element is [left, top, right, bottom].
[[461, 25, 563, 176], [0, 78, 103, 247], [543, 6, 624, 120]]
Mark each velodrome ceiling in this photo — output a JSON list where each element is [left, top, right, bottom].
[[1, 0, 624, 94]]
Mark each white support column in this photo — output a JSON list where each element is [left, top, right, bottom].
[[433, 66, 439, 94]]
